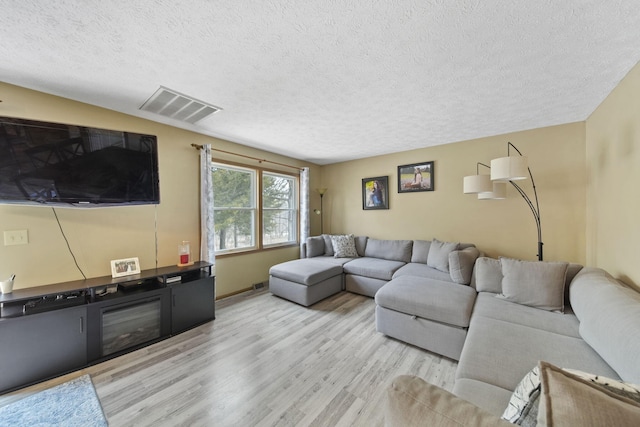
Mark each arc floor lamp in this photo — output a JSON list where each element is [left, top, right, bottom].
[[463, 142, 543, 261]]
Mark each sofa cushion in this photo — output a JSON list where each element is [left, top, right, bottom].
[[475, 257, 503, 293], [410, 240, 431, 264], [269, 259, 342, 286], [354, 236, 368, 257], [570, 268, 640, 384], [456, 315, 620, 393], [562, 367, 640, 396], [376, 276, 476, 328], [472, 293, 581, 338], [498, 258, 569, 312], [392, 262, 453, 282], [343, 257, 405, 281], [306, 236, 325, 258], [449, 247, 480, 285], [321, 234, 334, 256], [303, 255, 354, 266], [475, 258, 583, 301], [427, 239, 459, 272], [502, 361, 640, 426], [330, 234, 359, 258], [538, 361, 640, 427], [364, 239, 413, 263]]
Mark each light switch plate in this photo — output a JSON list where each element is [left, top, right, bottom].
[[4, 229, 28, 246]]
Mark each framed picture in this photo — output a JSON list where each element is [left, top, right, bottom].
[[110, 257, 141, 278], [397, 161, 434, 193], [362, 176, 389, 210]]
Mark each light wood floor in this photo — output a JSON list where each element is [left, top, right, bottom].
[[1, 289, 457, 426]]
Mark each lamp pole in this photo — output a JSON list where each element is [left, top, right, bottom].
[[316, 188, 327, 235], [319, 192, 324, 234], [504, 143, 543, 261]]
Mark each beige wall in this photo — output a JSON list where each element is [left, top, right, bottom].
[[6, 61, 638, 296], [0, 82, 319, 297], [586, 61, 640, 287], [320, 123, 586, 263]]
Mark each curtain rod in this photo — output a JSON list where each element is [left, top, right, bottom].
[[191, 144, 303, 172]]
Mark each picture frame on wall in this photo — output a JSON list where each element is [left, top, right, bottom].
[[362, 176, 389, 210], [110, 257, 141, 278], [397, 161, 434, 193]]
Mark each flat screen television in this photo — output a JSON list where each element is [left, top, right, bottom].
[[0, 117, 160, 207]]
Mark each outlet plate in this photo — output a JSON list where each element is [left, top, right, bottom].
[[4, 229, 28, 246]]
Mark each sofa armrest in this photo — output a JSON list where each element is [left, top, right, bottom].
[[385, 375, 511, 427], [300, 241, 307, 258]]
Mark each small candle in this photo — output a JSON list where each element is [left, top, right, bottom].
[[178, 241, 191, 266]]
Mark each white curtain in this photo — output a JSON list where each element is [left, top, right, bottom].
[[300, 167, 310, 257], [200, 144, 215, 269]]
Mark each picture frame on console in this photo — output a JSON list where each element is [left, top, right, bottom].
[[110, 257, 141, 278], [397, 161, 434, 193], [362, 176, 389, 210]]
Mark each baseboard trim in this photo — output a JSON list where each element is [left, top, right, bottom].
[[216, 285, 267, 300]]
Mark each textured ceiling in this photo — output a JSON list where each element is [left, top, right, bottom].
[[1, 1, 639, 165]]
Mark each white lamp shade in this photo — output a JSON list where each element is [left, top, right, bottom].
[[478, 182, 507, 200], [491, 156, 528, 181], [463, 174, 492, 194]]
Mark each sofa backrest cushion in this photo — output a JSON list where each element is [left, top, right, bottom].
[[365, 239, 413, 263], [306, 236, 326, 258], [474, 257, 582, 299], [498, 258, 569, 312], [474, 257, 503, 293], [449, 247, 481, 285], [570, 268, 640, 384], [355, 236, 368, 257], [536, 361, 640, 427], [427, 239, 460, 272], [411, 240, 431, 263], [412, 240, 476, 264], [321, 234, 334, 256], [458, 243, 476, 250]]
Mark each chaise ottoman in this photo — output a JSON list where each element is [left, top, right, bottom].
[[269, 259, 343, 306], [375, 275, 477, 360]]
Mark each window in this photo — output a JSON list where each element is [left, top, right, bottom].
[[262, 172, 297, 246], [212, 163, 298, 254], [212, 164, 256, 252]]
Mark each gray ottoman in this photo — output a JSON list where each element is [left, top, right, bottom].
[[375, 275, 477, 360], [269, 259, 343, 306]]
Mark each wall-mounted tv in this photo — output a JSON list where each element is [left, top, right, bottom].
[[0, 117, 160, 207]]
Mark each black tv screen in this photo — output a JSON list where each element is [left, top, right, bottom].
[[0, 117, 160, 207]]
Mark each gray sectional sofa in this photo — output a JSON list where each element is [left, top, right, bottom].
[[269, 235, 480, 359], [269, 234, 480, 305], [269, 234, 640, 425], [386, 261, 640, 425]]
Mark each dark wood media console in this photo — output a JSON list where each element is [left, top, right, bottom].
[[0, 262, 215, 394]]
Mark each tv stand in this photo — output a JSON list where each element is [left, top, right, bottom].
[[0, 262, 214, 394]]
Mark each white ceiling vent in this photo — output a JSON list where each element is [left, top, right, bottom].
[[140, 86, 222, 124]]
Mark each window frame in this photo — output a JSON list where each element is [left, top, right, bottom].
[[212, 160, 300, 257], [262, 170, 299, 249]]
